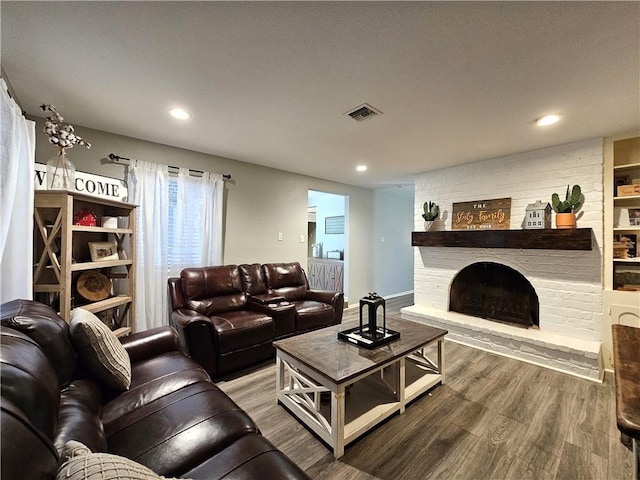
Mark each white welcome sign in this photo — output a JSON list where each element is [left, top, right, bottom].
[[35, 163, 129, 202]]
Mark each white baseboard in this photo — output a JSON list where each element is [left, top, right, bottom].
[[384, 290, 414, 300]]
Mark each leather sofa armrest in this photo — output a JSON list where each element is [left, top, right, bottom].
[[307, 290, 345, 323], [307, 289, 340, 304], [120, 326, 181, 364], [248, 293, 286, 305], [170, 308, 213, 349], [170, 309, 219, 377], [171, 308, 210, 328]]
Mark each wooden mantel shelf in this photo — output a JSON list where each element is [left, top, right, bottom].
[[411, 228, 593, 250]]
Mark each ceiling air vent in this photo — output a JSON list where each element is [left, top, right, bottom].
[[346, 103, 382, 121]]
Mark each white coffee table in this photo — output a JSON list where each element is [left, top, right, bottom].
[[274, 317, 447, 458]]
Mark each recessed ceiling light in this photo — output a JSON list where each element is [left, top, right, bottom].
[[170, 108, 191, 120], [536, 114, 561, 126], [356, 165, 367, 172]]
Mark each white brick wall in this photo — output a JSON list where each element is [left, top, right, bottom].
[[407, 138, 604, 379]]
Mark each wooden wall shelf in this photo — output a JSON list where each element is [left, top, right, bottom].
[[411, 228, 593, 250]]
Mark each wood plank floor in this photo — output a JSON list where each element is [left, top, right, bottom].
[[217, 295, 634, 480]]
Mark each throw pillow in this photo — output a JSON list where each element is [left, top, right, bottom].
[[57, 441, 188, 480], [69, 309, 131, 391]]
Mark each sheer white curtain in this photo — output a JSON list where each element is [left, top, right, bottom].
[[200, 171, 224, 267], [1, 79, 36, 303], [171, 169, 224, 277], [128, 160, 169, 331], [129, 161, 224, 330]]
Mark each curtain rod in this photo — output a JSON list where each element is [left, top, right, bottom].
[[107, 153, 231, 180]]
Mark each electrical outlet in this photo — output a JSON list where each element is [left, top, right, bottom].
[[278, 232, 283, 241]]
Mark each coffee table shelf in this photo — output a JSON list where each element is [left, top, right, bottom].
[[342, 377, 400, 445], [274, 318, 447, 458]]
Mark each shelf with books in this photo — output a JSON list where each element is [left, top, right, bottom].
[[606, 134, 640, 297]]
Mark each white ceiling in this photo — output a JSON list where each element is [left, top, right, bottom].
[[2, 2, 639, 189]]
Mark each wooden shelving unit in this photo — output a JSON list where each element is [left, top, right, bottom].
[[602, 133, 640, 369], [605, 135, 640, 292], [33, 190, 137, 335]]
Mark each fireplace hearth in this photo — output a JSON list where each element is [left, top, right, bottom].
[[449, 262, 539, 328]]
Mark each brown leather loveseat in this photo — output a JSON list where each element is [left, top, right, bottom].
[[0, 299, 309, 480], [168, 262, 344, 378]]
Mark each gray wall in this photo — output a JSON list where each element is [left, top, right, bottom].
[[33, 118, 397, 303], [373, 189, 414, 296]]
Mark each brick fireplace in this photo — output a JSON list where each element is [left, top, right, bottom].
[[402, 139, 604, 380]]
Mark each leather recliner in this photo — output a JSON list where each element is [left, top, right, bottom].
[[168, 262, 344, 378], [168, 265, 275, 378]]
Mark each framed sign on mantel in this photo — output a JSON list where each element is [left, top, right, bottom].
[[452, 198, 511, 230]]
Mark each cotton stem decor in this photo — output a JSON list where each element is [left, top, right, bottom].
[[40, 104, 91, 190]]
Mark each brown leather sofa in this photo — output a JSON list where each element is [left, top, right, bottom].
[[0, 299, 310, 480], [168, 262, 344, 379]]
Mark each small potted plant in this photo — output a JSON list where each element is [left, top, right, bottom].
[[422, 201, 440, 231], [551, 185, 582, 229]]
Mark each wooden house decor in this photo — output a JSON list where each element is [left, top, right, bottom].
[[525, 200, 552, 229]]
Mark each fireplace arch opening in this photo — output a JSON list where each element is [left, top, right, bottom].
[[449, 262, 539, 328]]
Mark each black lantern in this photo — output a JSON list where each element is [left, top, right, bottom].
[[359, 292, 386, 340], [338, 292, 400, 349]]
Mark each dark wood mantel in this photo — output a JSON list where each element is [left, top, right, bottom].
[[411, 228, 593, 250]]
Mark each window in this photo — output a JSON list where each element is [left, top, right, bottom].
[[325, 215, 345, 234], [167, 177, 210, 276]]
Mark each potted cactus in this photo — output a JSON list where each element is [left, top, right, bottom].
[[421, 201, 440, 231], [551, 185, 582, 229]]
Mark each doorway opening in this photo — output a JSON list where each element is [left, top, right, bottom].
[[308, 190, 348, 298]]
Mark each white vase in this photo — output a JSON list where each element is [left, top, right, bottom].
[[47, 147, 76, 190], [424, 221, 436, 232]]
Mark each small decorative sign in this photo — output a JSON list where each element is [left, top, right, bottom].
[[452, 198, 511, 230], [34, 163, 128, 202]]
